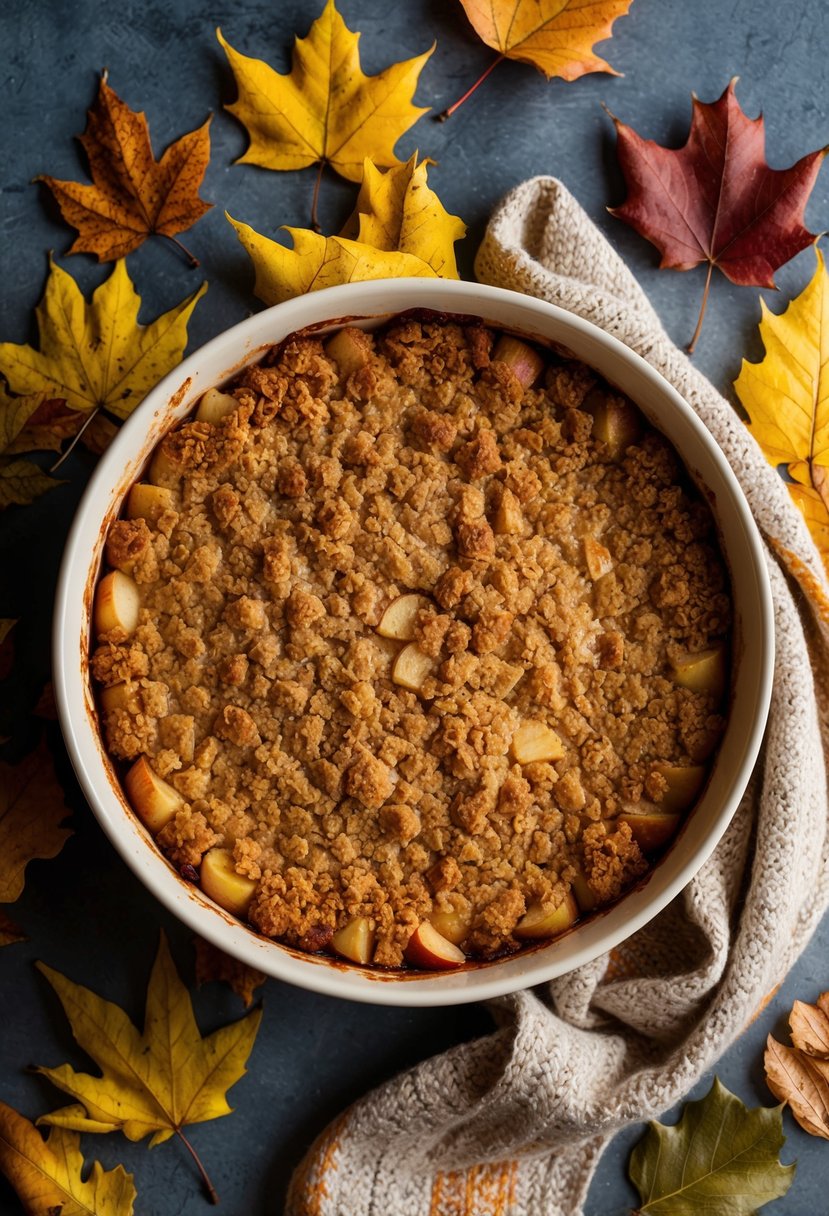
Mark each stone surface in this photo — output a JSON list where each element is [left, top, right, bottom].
[[0, 0, 827, 1211]]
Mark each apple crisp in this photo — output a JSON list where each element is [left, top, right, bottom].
[[91, 314, 731, 969]]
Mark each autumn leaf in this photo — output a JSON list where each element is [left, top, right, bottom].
[[629, 1077, 794, 1214], [342, 154, 465, 277], [36, 931, 262, 1204], [0, 259, 205, 468], [0, 739, 72, 903], [0, 1100, 136, 1216], [608, 79, 827, 350], [765, 991, 829, 1140], [38, 73, 211, 266], [193, 937, 266, 1009], [0, 386, 63, 508], [0, 909, 25, 947], [229, 216, 437, 306], [442, 0, 633, 119], [218, 1, 433, 228], [736, 247, 829, 574]]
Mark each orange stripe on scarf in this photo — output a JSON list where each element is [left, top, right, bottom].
[[430, 1161, 518, 1215]]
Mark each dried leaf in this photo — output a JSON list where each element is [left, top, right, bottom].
[[3, 395, 81, 456], [229, 215, 436, 306], [0, 387, 46, 451], [34, 682, 58, 721], [765, 1035, 829, 1140], [789, 997, 829, 1056], [0, 1099, 136, 1215], [0, 909, 25, 947], [0, 458, 60, 509], [36, 932, 261, 1200], [218, 1, 432, 183], [736, 247, 829, 573], [458, 0, 633, 79], [609, 80, 827, 349], [0, 739, 72, 901], [39, 74, 211, 263], [194, 937, 266, 1008], [0, 258, 205, 422], [629, 1077, 794, 1214], [343, 154, 465, 277]]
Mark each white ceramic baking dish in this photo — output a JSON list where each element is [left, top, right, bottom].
[[53, 278, 774, 1006]]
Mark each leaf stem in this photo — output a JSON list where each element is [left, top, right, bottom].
[[687, 261, 714, 354], [176, 1128, 219, 1205], [436, 55, 505, 121], [162, 233, 200, 269], [310, 160, 326, 233], [50, 406, 101, 473]]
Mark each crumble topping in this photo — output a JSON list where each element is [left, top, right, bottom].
[[92, 316, 731, 966]]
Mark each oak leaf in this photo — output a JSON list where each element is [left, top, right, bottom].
[[218, 1, 433, 226], [36, 932, 262, 1203], [443, 0, 633, 118], [0, 259, 205, 464], [629, 1077, 794, 1214], [38, 73, 211, 265], [229, 216, 436, 306], [765, 991, 829, 1139], [736, 247, 829, 575], [193, 937, 266, 1008], [342, 154, 465, 278], [0, 1100, 136, 1215], [0, 738, 72, 903], [608, 80, 827, 350]]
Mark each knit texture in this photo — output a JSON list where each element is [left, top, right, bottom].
[[287, 178, 829, 1216]]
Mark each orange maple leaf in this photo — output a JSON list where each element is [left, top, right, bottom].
[[38, 73, 212, 264]]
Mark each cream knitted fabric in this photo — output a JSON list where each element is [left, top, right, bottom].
[[287, 178, 829, 1216]]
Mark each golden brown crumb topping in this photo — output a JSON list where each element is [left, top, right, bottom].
[[92, 317, 731, 966]]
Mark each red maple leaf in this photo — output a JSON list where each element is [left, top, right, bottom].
[[607, 80, 827, 351]]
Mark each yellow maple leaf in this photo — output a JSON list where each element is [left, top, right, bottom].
[[36, 932, 262, 1203], [736, 246, 829, 570], [0, 259, 205, 422], [0, 1100, 136, 1215], [229, 215, 437, 306], [0, 739, 72, 903], [218, 1, 433, 192], [38, 73, 211, 264], [344, 154, 466, 278]]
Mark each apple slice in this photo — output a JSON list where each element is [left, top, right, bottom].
[[670, 645, 726, 701], [325, 326, 373, 377], [99, 681, 140, 713], [377, 593, 431, 641], [392, 643, 434, 693], [200, 847, 257, 918], [404, 922, 466, 970], [514, 892, 578, 940], [492, 335, 545, 389], [126, 483, 176, 523], [195, 387, 238, 425], [618, 809, 681, 852], [429, 909, 472, 946], [653, 763, 707, 813], [124, 755, 183, 834], [494, 488, 524, 535], [94, 570, 141, 637], [510, 720, 564, 764], [571, 869, 598, 914], [583, 534, 613, 580], [331, 916, 375, 965], [587, 392, 641, 459]]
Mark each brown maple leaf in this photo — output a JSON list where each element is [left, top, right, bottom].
[[0, 738, 72, 903], [193, 937, 266, 1008], [38, 73, 212, 265], [607, 79, 827, 350]]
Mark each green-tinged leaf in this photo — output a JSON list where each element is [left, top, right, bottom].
[[0, 258, 206, 420], [629, 1077, 794, 1214], [0, 1099, 135, 1215], [0, 458, 61, 509]]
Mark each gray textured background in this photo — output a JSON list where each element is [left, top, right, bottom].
[[1, 0, 828, 1212]]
